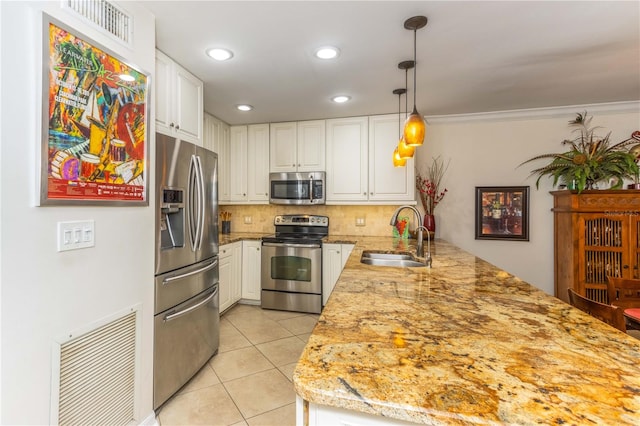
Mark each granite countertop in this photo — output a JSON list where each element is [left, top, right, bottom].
[[293, 237, 640, 425], [218, 232, 269, 246]]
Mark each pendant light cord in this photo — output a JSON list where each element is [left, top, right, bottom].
[[405, 68, 409, 118], [398, 93, 402, 139], [413, 28, 417, 110]]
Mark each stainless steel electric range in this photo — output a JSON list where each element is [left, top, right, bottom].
[[260, 214, 329, 314]]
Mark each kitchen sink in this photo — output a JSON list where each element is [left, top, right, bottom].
[[360, 251, 427, 268]]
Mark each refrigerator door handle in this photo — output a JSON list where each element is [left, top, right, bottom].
[[162, 258, 218, 285], [188, 155, 198, 251], [164, 285, 218, 322], [194, 155, 205, 250]]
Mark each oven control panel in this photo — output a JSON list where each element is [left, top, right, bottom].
[[274, 214, 329, 227]]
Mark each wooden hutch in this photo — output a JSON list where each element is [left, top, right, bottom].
[[552, 190, 640, 303]]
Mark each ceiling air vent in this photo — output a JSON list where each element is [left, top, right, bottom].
[[64, 0, 132, 44]]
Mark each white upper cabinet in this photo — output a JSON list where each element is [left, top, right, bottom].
[[326, 115, 414, 204], [368, 114, 414, 201], [228, 124, 270, 204], [325, 117, 369, 202], [247, 124, 270, 202], [155, 50, 203, 145], [270, 120, 325, 172], [229, 126, 248, 202], [203, 113, 230, 202]]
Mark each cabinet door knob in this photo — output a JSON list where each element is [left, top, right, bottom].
[[363, 192, 366, 195], [170, 123, 175, 128], [243, 193, 246, 197], [337, 251, 340, 254], [624, 265, 630, 269], [370, 192, 373, 195], [176, 125, 180, 130], [298, 164, 301, 167], [292, 164, 296, 167]]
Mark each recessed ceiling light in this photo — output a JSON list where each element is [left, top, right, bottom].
[[315, 46, 340, 59], [331, 95, 350, 103], [206, 48, 233, 61], [237, 104, 253, 111], [119, 74, 135, 82]]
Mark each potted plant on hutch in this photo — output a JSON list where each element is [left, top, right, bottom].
[[520, 112, 640, 193], [416, 156, 449, 233]]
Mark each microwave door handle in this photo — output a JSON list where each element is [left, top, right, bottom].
[[309, 175, 313, 202], [162, 258, 218, 285]]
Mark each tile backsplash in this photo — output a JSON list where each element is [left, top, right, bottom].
[[218, 204, 420, 237]]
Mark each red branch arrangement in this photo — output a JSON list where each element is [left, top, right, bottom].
[[416, 156, 449, 215]]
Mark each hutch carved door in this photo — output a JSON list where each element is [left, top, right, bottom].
[[552, 190, 640, 303]]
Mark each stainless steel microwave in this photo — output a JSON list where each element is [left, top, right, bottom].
[[269, 172, 325, 205]]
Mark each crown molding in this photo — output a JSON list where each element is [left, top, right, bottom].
[[425, 101, 640, 124]]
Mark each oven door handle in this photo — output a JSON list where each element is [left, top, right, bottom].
[[262, 242, 321, 249]]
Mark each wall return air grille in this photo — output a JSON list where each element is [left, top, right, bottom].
[[55, 310, 138, 426], [64, 0, 132, 44]]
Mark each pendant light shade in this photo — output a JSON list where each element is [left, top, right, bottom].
[[403, 16, 428, 147], [398, 137, 415, 158], [404, 107, 426, 147], [393, 147, 407, 167]]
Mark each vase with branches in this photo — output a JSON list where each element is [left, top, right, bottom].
[[416, 156, 449, 232]]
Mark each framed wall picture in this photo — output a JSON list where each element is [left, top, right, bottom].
[[475, 186, 529, 241], [40, 14, 149, 206]]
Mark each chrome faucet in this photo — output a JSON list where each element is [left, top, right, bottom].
[[390, 205, 432, 268]]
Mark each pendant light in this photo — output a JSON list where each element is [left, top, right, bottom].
[[392, 147, 406, 167], [403, 16, 428, 147], [397, 60, 415, 159], [392, 88, 408, 167]]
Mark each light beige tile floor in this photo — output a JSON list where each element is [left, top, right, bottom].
[[157, 304, 319, 426]]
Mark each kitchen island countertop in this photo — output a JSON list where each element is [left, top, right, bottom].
[[293, 236, 640, 425]]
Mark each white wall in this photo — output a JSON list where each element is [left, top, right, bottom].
[[0, 1, 156, 424], [417, 103, 640, 295]]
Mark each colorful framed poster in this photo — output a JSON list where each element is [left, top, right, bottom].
[[40, 14, 149, 205], [475, 186, 529, 241]]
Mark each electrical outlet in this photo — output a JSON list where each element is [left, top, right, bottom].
[[355, 217, 366, 227], [244, 216, 253, 224]]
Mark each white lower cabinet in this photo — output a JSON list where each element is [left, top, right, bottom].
[[322, 243, 354, 306], [297, 396, 419, 426], [219, 242, 241, 314], [241, 240, 262, 302]]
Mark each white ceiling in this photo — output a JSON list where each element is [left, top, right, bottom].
[[138, 1, 640, 125]]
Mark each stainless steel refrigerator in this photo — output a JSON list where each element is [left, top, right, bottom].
[[153, 133, 219, 409]]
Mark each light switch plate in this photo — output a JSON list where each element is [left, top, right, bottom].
[[57, 220, 95, 252], [356, 217, 366, 226], [244, 216, 252, 224]]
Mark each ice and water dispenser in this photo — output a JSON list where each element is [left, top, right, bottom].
[[159, 188, 185, 249]]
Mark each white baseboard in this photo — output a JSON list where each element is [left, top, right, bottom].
[[137, 411, 159, 426]]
